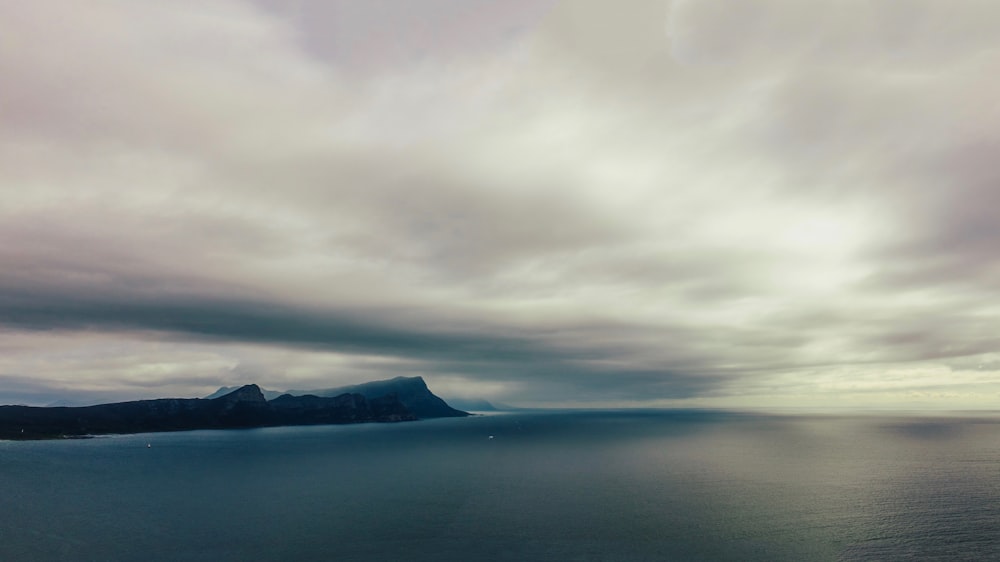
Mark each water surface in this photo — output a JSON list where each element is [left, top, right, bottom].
[[3, 410, 1000, 560]]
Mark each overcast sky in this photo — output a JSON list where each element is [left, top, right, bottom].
[[2, 0, 1000, 408]]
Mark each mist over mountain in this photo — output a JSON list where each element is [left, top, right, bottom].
[[442, 398, 514, 412]]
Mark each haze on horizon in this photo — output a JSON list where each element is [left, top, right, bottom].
[[2, 0, 1000, 409]]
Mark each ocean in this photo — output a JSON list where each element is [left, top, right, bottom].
[[2, 410, 1000, 561]]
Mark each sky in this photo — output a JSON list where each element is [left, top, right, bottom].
[[2, 0, 1000, 409]]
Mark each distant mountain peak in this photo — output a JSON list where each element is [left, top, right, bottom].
[[215, 384, 266, 404]]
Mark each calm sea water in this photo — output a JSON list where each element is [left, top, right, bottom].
[[3, 410, 1000, 561]]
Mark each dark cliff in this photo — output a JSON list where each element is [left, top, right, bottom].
[[0, 385, 415, 440], [288, 376, 469, 419]]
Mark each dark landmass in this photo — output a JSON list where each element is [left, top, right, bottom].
[[0, 385, 415, 441], [204, 386, 285, 401], [207, 376, 469, 419], [292, 376, 469, 418]]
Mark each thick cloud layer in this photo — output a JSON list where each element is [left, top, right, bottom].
[[2, 0, 1000, 408]]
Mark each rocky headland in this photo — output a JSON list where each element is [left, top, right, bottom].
[[0, 379, 466, 440]]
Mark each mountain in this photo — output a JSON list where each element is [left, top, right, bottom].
[[289, 376, 468, 418], [0, 385, 415, 440], [206, 376, 468, 419], [204, 386, 285, 401]]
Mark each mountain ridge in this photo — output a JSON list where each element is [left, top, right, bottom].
[[0, 384, 417, 440], [206, 376, 468, 419]]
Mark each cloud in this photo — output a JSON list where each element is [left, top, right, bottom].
[[668, 0, 1000, 66], [0, 281, 724, 402], [3, 0, 1000, 407]]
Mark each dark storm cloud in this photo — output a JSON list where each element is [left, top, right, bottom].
[[0, 283, 720, 400]]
